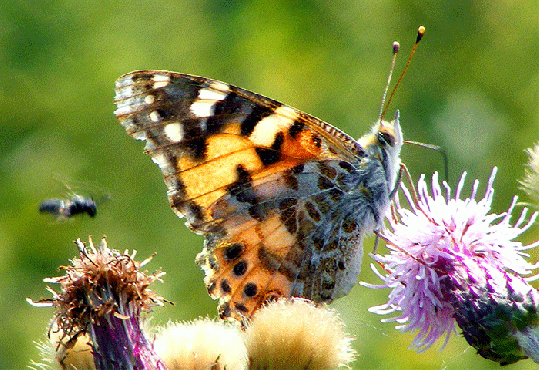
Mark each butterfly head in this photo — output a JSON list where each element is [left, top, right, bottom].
[[358, 111, 403, 190]]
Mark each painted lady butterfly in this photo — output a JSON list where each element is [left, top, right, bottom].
[[114, 71, 403, 321]]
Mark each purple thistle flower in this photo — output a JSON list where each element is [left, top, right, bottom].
[[363, 168, 539, 365]]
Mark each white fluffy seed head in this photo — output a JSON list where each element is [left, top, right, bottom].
[[245, 298, 356, 370], [154, 319, 248, 370]]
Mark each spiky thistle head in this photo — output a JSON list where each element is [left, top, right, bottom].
[[29, 237, 166, 370], [363, 169, 539, 365]]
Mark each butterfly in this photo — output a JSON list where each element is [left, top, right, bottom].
[[114, 70, 403, 322]]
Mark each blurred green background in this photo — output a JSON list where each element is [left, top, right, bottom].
[[1, 0, 538, 368]]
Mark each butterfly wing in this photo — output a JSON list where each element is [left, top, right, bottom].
[[115, 70, 397, 321]]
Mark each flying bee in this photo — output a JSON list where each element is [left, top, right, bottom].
[[39, 195, 98, 219], [39, 180, 110, 220]]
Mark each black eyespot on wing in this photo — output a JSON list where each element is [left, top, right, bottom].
[[243, 283, 258, 297], [224, 243, 244, 261], [220, 279, 232, 293], [233, 260, 248, 276]]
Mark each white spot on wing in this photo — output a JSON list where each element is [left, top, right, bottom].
[[249, 106, 297, 146], [198, 88, 228, 101], [190, 100, 215, 118], [149, 111, 160, 122], [144, 95, 155, 105], [164, 123, 184, 142], [153, 74, 170, 89]]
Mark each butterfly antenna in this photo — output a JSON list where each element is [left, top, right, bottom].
[[404, 140, 449, 182], [380, 26, 425, 122], [378, 42, 400, 120]]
